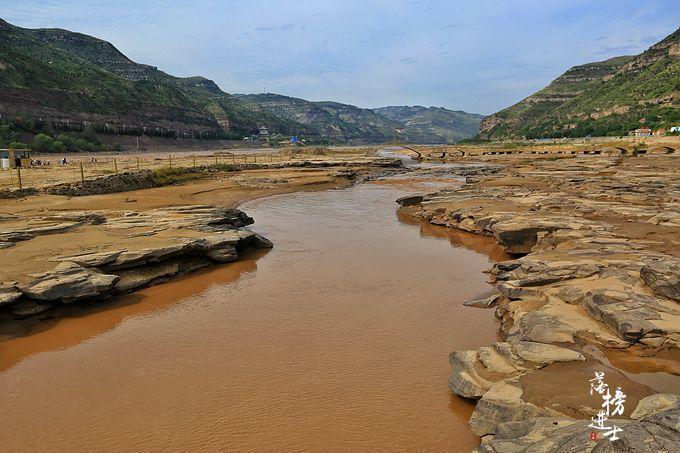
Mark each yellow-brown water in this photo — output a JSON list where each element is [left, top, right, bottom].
[[0, 172, 509, 452]]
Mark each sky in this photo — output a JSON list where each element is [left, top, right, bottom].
[[1, 0, 678, 115]]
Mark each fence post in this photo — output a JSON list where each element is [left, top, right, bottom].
[[193, 155, 197, 167], [16, 167, 22, 189], [254, 154, 257, 163], [114, 158, 118, 173], [169, 155, 173, 168], [79, 162, 85, 182], [215, 154, 218, 165], [232, 155, 235, 164]]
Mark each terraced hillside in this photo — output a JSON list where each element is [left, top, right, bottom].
[[480, 28, 680, 139]]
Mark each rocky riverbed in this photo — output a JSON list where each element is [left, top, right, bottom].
[[0, 205, 271, 318], [399, 154, 680, 451]]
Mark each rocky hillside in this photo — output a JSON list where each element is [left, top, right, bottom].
[[0, 18, 482, 145], [236, 95, 483, 143], [374, 105, 484, 143], [235, 93, 406, 143], [0, 18, 307, 139], [481, 28, 680, 139]]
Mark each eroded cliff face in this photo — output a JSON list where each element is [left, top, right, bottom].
[[480, 28, 680, 140]]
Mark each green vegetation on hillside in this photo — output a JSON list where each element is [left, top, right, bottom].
[[481, 28, 680, 139], [236, 95, 483, 143], [0, 17, 482, 145], [0, 18, 302, 139]]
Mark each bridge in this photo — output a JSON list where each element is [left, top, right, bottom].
[[390, 141, 678, 160]]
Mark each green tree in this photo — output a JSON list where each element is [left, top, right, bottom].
[[52, 140, 66, 153], [32, 133, 56, 152]]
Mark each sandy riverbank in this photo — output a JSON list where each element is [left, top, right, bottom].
[[0, 153, 401, 327]]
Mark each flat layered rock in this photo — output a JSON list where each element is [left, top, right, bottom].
[[18, 262, 119, 303], [477, 406, 680, 452], [469, 379, 561, 436], [404, 155, 680, 448], [103, 242, 195, 271], [510, 341, 584, 364], [630, 393, 680, 420], [448, 341, 586, 404], [464, 293, 501, 308], [583, 290, 680, 347], [206, 246, 239, 263], [113, 261, 181, 293], [0, 283, 22, 306], [55, 250, 124, 267], [641, 259, 680, 301], [11, 299, 52, 317]]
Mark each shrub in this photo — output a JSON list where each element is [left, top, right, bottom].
[[52, 140, 66, 153], [56, 134, 75, 151], [81, 127, 102, 145], [74, 138, 96, 152], [32, 133, 56, 152], [8, 141, 29, 149]]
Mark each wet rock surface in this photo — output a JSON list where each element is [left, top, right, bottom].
[[0, 205, 272, 319], [403, 155, 680, 450]]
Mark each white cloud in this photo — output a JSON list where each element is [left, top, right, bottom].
[[1, 0, 678, 114]]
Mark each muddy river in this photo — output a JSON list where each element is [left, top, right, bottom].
[[0, 161, 511, 451]]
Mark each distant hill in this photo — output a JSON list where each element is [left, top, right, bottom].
[[235, 93, 407, 143], [236, 95, 483, 143], [374, 106, 484, 143], [480, 28, 680, 139]]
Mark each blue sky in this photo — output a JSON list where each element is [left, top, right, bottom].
[[1, 0, 678, 114]]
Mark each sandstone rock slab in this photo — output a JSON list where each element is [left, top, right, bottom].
[[18, 262, 119, 303]]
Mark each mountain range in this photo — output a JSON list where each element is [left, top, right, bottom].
[[0, 18, 482, 145], [480, 28, 680, 139]]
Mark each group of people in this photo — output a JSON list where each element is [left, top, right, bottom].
[[26, 158, 55, 166], [25, 157, 99, 167]]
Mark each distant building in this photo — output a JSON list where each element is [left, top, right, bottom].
[[0, 149, 31, 169], [258, 126, 270, 139], [630, 127, 651, 137], [653, 128, 666, 136], [670, 126, 680, 133]]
